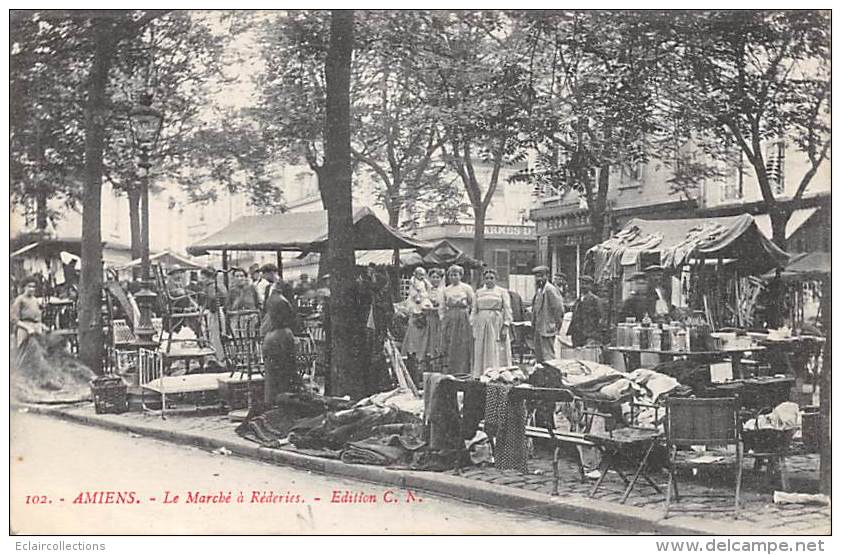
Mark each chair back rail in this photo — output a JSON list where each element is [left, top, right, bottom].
[[666, 396, 741, 447]]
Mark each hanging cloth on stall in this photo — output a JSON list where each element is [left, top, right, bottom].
[[484, 383, 528, 472]]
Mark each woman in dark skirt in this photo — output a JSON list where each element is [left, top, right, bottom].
[[440, 264, 474, 375], [262, 293, 299, 407]]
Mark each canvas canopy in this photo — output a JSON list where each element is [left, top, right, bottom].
[[187, 207, 433, 256], [588, 214, 789, 281], [762, 252, 830, 281]]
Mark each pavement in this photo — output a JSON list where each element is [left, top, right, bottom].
[[14, 402, 831, 535], [11, 412, 608, 534]]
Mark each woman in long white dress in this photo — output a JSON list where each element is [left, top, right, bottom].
[[471, 267, 512, 377]]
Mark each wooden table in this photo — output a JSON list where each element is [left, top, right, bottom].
[[608, 346, 765, 376]]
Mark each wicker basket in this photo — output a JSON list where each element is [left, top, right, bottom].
[[742, 428, 796, 453], [90, 375, 128, 414], [218, 375, 265, 409]]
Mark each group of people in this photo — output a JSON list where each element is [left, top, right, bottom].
[[401, 264, 516, 378], [398, 262, 626, 378]]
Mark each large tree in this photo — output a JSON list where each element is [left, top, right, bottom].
[[11, 10, 165, 373], [513, 10, 676, 244], [10, 13, 88, 231], [416, 11, 535, 262], [253, 10, 454, 229], [671, 10, 831, 247], [320, 10, 360, 398]]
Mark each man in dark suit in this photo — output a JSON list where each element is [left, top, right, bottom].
[[531, 265, 565, 362], [567, 276, 605, 348]]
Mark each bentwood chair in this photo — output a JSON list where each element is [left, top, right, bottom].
[[664, 396, 743, 518]]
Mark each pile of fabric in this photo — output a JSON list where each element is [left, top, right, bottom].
[[541, 359, 637, 402], [12, 334, 94, 404], [236, 385, 469, 471]]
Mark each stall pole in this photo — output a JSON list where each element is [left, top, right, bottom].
[[575, 244, 581, 298], [222, 250, 229, 288], [819, 274, 831, 495], [276, 251, 284, 281]]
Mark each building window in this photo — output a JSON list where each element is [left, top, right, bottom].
[[510, 249, 536, 275], [722, 149, 745, 201], [494, 249, 510, 285], [617, 163, 642, 189]]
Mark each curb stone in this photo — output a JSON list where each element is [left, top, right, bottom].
[[16, 403, 773, 535]]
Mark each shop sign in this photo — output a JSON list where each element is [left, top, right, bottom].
[[457, 224, 534, 237]]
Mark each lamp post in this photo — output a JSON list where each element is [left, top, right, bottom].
[[129, 91, 163, 348]]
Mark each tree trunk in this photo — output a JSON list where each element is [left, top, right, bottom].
[[819, 274, 831, 495], [77, 19, 114, 375], [128, 186, 142, 279], [590, 163, 610, 245], [35, 184, 49, 232], [768, 205, 790, 250], [472, 203, 487, 270], [321, 10, 361, 399], [388, 204, 400, 268]]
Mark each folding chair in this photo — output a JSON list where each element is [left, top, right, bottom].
[[664, 396, 743, 518]]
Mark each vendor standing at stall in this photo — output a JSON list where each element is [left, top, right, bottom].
[[619, 271, 655, 322], [11, 277, 44, 348], [644, 264, 673, 323], [227, 267, 260, 311], [531, 265, 565, 362], [441, 264, 474, 374], [262, 291, 299, 407], [471, 267, 513, 377], [619, 271, 655, 370], [567, 275, 606, 348]]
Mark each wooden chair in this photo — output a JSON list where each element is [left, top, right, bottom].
[[221, 311, 263, 377], [664, 396, 743, 518], [152, 264, 209, 355]]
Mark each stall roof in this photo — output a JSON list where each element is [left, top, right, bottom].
[[588, 214, 789, 280], [187, 207, 434, 256], [762, 252, 830, 281], [116, 250, 203, 271]]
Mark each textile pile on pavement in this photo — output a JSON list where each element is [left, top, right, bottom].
[[236, 385, 472, 471], [11, 334, 94, 404]]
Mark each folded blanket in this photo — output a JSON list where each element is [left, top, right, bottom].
[[341, 430, 426, 466]]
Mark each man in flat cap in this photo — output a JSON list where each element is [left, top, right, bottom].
[[255, 263, 279, 311], [531, 265, 565, 362], [567, 275, 606, 348]]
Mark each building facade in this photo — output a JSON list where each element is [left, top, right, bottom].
[[530, 142, 831, 297]]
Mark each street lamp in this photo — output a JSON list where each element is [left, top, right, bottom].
[[129, 91, 163, 348]]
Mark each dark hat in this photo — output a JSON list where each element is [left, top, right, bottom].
[[579, 275, 594, 285], [626, 271, 648, 282], [554, 272, 568, 280], [644, 264, 665, 273], [532, 265, 550, 274], [260, 263, 278, 273]]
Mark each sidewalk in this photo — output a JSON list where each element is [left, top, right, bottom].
[[15, 403, 830, 535]]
